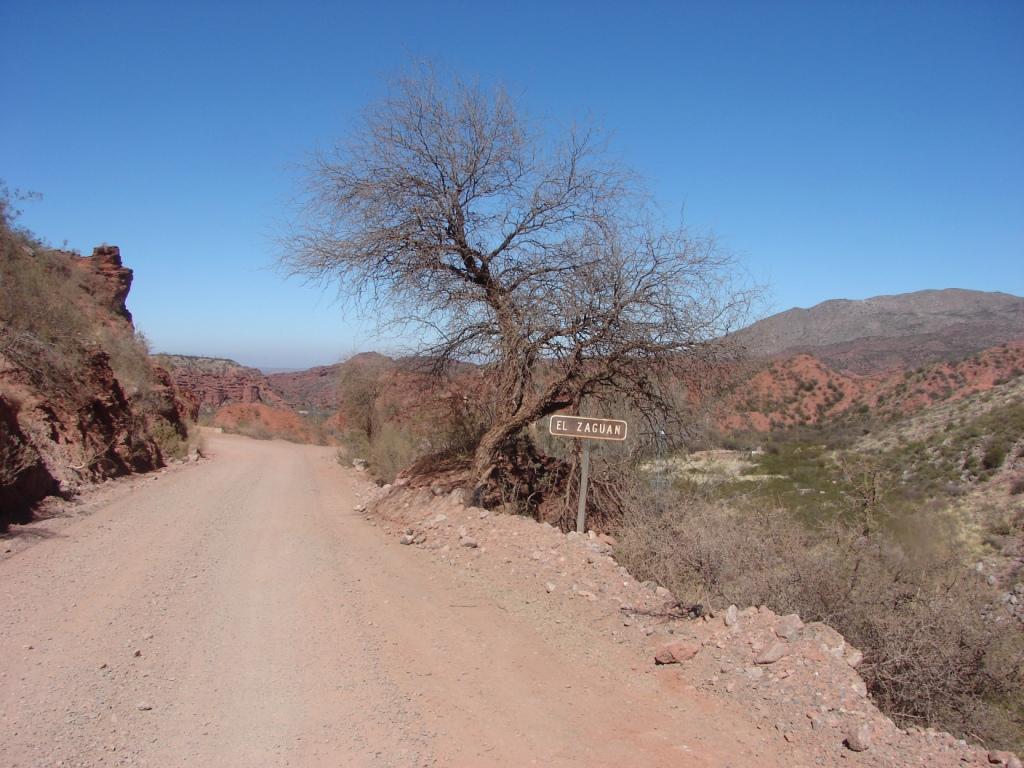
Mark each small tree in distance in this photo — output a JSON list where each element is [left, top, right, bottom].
[[284, 66, 755, 502]]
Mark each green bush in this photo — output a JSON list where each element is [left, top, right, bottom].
[[982, 440, 1008, 471]]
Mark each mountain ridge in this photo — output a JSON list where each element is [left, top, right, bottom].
[[738, 288, 1024, 373]]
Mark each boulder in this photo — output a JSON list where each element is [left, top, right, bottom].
[[755, 642, 789, 665], [845, 723, 872, 752], [774, 614, 804, 640], [988, 751, 1023, 768], [654, 641, 701, 665]]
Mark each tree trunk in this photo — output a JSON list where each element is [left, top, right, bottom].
[[469, 362, 581, 505], [471, 419, 522, 490]]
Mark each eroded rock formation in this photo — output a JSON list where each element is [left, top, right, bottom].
[[154, 355, 287, 411]]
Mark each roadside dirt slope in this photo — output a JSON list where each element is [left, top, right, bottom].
[[2, 432, 801, 768], [365, 484, 1015, 768]]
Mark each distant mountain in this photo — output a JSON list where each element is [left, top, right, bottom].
[[737, 289, 1024, 373]]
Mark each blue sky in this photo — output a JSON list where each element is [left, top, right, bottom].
[[2, 1, 1021, 369]]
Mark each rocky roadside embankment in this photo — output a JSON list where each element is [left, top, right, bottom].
[[356, 477, 1021, 768], [1, 246, 195, 527]]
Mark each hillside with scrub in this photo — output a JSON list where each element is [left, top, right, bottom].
[[0, 188, 198, 528], [329, 337, 1024, 752]]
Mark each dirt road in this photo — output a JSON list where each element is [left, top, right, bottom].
[[1, 433, 792, 767]]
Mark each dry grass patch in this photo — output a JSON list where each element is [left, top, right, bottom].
[[614, 480, 1024, 752]]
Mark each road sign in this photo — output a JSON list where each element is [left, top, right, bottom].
[[548, 414, 629, 533], [548, 415, 628, 441]]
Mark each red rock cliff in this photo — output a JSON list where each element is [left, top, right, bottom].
[[1, 238, 194, 528]]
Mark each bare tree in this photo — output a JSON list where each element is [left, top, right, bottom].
[[836, 453, 898, 534], [284, 67, 754, 498]]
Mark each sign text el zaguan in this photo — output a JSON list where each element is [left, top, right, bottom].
[[548, 414, 628, 441], [548, 414, 629, 533]]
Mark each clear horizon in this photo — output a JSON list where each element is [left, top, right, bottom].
[[2, 1, 1021, 369], [149, 286, 1024, 373]]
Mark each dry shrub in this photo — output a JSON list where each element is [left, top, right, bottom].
[[148, 417, 187, 460], [1010, 476, 1024, 496], [98, 327, 155, 397], [343, 408, 489, 485], [534, 450, 632, 531], [337, 364, 492, 484], [0, 242, 94, 395], [212, 404, 319, 444], [615, 479, 1024, 751], [148, 417, 204, 461], [366, 422, 424, 483], [337, 419, 419, 483], [216, 413, 273, 441], [242, 424, 273, 441], [0, 190, 159, 405]]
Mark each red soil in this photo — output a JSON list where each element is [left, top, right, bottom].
[[721, 341, 1024, 432]]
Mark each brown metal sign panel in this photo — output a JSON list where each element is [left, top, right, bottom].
[[549, 415, 628, 441]]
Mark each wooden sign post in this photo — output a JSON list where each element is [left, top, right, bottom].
[[548, 415, 628, 533]]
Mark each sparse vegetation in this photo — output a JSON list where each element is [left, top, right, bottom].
[[363, 423, 424, 484], [0, 189, 96, 394], [615, 478, 1024, 751], [101, 328, 156, 398], [315, 243, 1024, 752], [0, 182, 195, 523], [0, 184, 164, 409], [334, 358, 491, 483], [608, 372, 1024, 750], [212, 403, 317, 445], [149, 416, 204, 461]]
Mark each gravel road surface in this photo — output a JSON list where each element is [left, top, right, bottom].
[[1, 432, 787, 767]]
